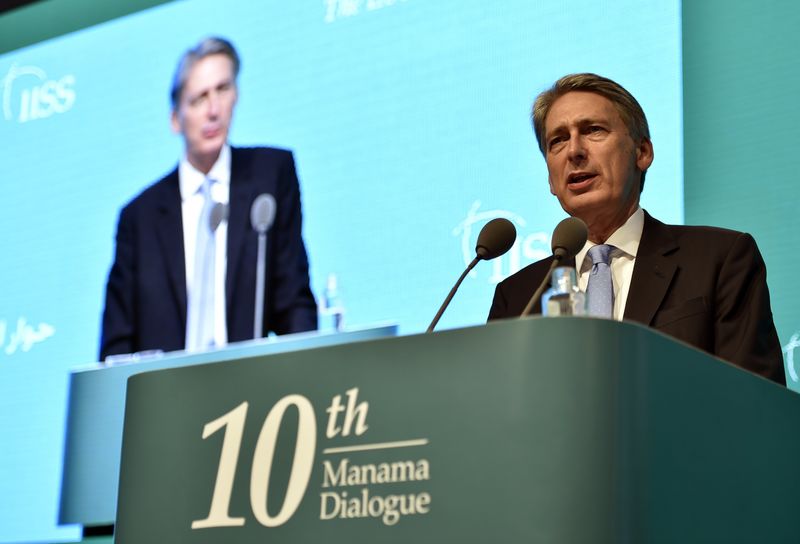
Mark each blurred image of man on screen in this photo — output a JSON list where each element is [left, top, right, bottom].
[[488, 73, 785, 385], [100, 37, 316, 361]]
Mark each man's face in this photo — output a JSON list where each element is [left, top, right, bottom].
[[543, 91, 653, 231], [171, 54, 238, 172]]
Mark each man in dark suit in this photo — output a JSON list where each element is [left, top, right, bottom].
[[100, 37, 316, 361], [488, 73, 785, 385]]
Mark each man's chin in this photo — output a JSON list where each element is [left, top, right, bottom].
[[560, 194, 606, 219], [196, 142, 224, 158], [187, 144, 224, 173]]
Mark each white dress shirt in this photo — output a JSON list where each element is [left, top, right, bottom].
[[179, 144, 230, 348], [574, 207, 644, 321]]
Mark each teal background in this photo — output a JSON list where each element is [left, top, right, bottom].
[[682, 0, 800, 385]]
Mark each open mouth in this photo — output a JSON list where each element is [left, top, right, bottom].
[[567, 173, 598, 190]]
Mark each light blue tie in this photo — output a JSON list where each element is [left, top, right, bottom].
[[587, 244, 614, 318], [186, 177, 218, 351]]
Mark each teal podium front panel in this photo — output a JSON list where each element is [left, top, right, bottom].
[[115, 318, 799, 543]]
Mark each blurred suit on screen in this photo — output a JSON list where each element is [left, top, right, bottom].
[[100, 37, 316, 361]]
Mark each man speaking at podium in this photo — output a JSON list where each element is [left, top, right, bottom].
[[100, 37, 316, 361], [489, 73, 785, 385]]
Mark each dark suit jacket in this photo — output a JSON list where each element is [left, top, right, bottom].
[[100, 146, 317, 360], [488, 211, 786, 385]]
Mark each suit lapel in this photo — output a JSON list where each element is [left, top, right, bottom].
[[623, 211, 678, 326], [155, 170, 188, 328], [226, 147, 254, 314]]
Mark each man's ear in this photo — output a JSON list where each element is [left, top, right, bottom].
[[170, 109, 181, 134], [636, 137, 654, 172]]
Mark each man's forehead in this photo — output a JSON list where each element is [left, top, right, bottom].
[[183, 55, 235, 94], [545, 91, 621, 133]]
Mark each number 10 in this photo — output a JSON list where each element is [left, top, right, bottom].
[[191, 395, 317, 529]]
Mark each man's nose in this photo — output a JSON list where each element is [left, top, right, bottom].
[[567, 134, 587, 162], [207, 92, 220, 118]]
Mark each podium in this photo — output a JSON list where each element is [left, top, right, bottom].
[[59, 326, 397, 528], [113, 318, 799, 543]]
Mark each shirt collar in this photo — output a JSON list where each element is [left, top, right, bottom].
[[178, 144, 231, 201], [575, 206, 644, 273]]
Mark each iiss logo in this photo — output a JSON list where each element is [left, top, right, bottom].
[[0, 317, 54, 356], [2, 63, 76, 123], [453, 201, 550, 284], [783, 331, 800, 383]]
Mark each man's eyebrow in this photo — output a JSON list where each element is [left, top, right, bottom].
[[545, 122, 567, 139], [576, 116, 606, 126], [545, 121, 572, 140], [187, 86, 209, 99]]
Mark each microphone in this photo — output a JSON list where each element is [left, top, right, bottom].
[[476, 218, 517, 260], [551, 216, 588, 260], [520, 217, 588, 317], [251, 194, 277, 339], [251, 194, 276, 234], [427, 218, 516, 333]]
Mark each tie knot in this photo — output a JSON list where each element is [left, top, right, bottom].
[[588, 244, 614, 266], [201, 176, 217, 196]]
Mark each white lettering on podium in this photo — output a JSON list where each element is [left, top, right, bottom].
[[191, 388, 433, 531], [191, 402, 248, 528], [250, 395, 317, 527], [319, 441, 432, 525], [320, 488, 431, 525], [191, 395, 316, 530], [322, 458, 429, 487], [326, 387, 369, 438]]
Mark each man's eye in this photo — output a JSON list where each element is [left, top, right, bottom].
[[548, 136, 565, 149]]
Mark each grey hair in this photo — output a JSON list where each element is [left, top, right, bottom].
[[170, 36, 240, 110]]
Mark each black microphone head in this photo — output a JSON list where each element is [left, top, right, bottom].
[[251, 193, 276, 234], [551, 217, 588, 259], [475, 218, 516, 260]]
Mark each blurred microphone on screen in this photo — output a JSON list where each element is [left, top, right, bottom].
[[251, 193, 276, 340]]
